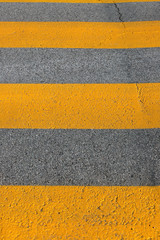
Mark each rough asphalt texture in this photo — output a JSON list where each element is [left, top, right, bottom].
[[0, 2, 160, 22], [0, 48, 160, 83], [0, 2, 160, 186], [1, 129, 160, 186]]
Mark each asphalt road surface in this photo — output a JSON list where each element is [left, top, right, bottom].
[[0, 1, 160, 239], [0, 2, 160, 186]]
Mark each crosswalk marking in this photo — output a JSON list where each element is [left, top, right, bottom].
[[1, 186, 160, 239], [0, 83, 160, 129], [0, 21, 160, 48], [0, 1, 160, 239]]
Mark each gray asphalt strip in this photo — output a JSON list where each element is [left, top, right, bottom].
[[0, 129, 160, 186], [0, 48, 160, 83], [0, 2, 160, 22]]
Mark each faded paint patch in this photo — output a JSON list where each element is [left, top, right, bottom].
[[0, 186, 160, 239]]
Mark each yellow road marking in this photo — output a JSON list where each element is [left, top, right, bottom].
[[1, 186, 160, 239], [0, 22, 160, 48], [0, 83, 160, 129]]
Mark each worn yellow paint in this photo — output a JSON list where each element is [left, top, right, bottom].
[[0, 0, 158, 2], [0, 83, 160, 129], [0, 22, 160, 48], [0, 186, 160, 239]]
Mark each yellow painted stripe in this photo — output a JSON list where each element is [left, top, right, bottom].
[[1, 186, 160, 239], [0, 0, 158, 2], [0, 22, 160, 49], [0, 83, 160, 129]]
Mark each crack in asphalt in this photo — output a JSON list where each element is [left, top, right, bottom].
[[114, 3, 124, 23]]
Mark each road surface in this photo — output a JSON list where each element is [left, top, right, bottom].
[[0, 1, 160, 239]]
